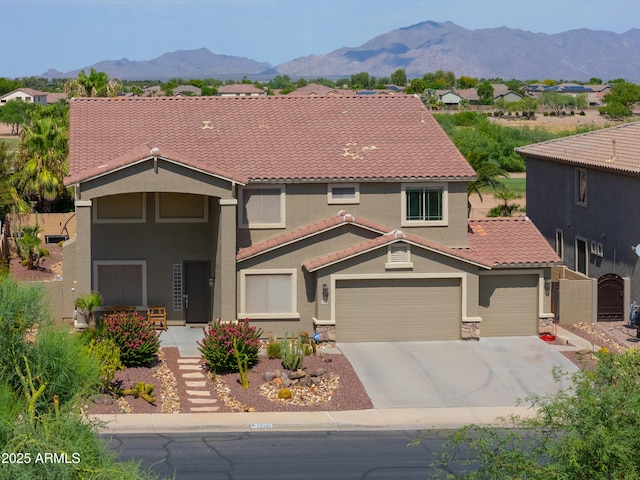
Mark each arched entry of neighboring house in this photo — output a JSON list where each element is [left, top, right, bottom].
[[598, 273, 624, 321]]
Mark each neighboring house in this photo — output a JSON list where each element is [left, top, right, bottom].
[[64, 95, 560, 341], [517, 121, 640, 321], [286, 83, 344, 97], [46, 92, 68, 104], [491, 84, 522, 103], [173, 85, 202, 96], [217, 84, 266, 97], [434, 90, 464, 107], [0, 88, 48, 106]]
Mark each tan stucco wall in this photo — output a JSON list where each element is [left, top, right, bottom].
[[559, 277, 596, 324], [238, 181, 470, 249], [90, 194, 218, 320], [236, 225, 381, 335]]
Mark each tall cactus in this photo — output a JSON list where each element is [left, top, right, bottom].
[[280, 332, 306, 371]]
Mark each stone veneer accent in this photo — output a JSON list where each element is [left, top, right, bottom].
[[314, 325, 336, 343], [461, 321, 480, 340], [538, 315, 556, 334]]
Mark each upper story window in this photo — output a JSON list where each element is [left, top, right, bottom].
[[401, 183, 448, 227], [155, 192, 208, 223], [239, 185, 285, 229], [575, 168, 587, 206], [94, 193, 146, 223], [327, 183, 359, 204]]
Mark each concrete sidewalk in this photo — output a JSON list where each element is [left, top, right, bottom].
[[92, 405, 537, 434]]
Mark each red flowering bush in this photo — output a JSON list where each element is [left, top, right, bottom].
[[198, 318, 262, 374], [103, 311, 160, 367]]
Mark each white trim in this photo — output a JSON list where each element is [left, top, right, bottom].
[[93, 193, 146, 224], [239, 268, 299, 319], [219, 198, 238, 206], [327, 183, 360, 204], [154, 192, 209, 223], [93, 260, 147, 306], [74, 200, 92, 208], [238, 185, 286, 229], [385, 244, 413, 270], [401, 182, 448, 227], [330, 272, 467, 324]]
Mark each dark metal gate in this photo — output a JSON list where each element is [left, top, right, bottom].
[[597, 273, 624, 321]]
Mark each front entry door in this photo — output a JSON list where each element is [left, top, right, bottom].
[[184, 261, 211, 324]]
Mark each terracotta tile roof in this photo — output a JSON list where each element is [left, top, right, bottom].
[[286, 83, 344, 97], [465, 218, 561, 268], [301, 217, 561, 272], [516, 121, 640, 174], [66, 95, 476, 186], [236, 210, 388, 261]]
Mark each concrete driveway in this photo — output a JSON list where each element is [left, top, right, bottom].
[[338, 337, 579, 409]]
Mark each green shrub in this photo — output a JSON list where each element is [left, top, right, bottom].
[[280, 332, 306, 371], [198, 318, 262, 374], [28, 325, 100, 409], [103, 311, 160, 367], [87, 338, 124, 392], [266, 332, 281, 359]]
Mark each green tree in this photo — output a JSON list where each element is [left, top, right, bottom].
[[588, 77, 603, 84], [0, 99, 35, 135], [539, 90, 568, 115], [0, 141, 29, 218], [0, 77, 23, 96], [427, 348, 640, 479], [600, 80, 640, 118], [161, 80, 178, 96], [390, 68, 407, 86], [64, 67, 119, 97], [12, 115, 68, 207], [351, 72, 372, 90], [457, 76, 477, 89], [477, 81, 494, 105]]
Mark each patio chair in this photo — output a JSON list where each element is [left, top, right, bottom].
[[147, 305, 167, 331]]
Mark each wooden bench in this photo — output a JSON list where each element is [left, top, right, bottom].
[[147, 305, 167, 331]]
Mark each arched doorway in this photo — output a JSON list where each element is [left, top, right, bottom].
[[597, 273, 624, 321]]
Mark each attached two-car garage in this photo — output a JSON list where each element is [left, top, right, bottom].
[[334, 274, 540, 342], [335, 277, 462, 341]]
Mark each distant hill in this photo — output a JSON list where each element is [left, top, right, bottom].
[[43, 48, 276, 81], [40, 22, 640, 82], [277, 21, 640, 82]]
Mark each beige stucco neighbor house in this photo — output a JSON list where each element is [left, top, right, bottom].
[[64, 95, 560, 341], [0, 88, 48, 106]]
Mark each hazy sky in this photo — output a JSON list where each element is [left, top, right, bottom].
[[4, 0, 638, 78]]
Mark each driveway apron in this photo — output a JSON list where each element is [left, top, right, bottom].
[[338, 337, 578, 409]]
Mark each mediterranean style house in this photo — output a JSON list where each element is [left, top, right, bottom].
[[0, 88, 48, 106], [517, 121, 640, 321], [64, 95, 560, 341]]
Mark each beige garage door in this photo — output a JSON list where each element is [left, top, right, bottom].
[[479, 274, 538, 337], [335, 278, 461, 342]]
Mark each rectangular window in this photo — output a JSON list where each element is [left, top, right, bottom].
[[402, 184, 447, 226], [94, 193, 146, 223], [155, 192, 208, 223], [575, 168, 587, 206], [576, 237, 588, 275], [239, 186, 285, 228], [94, 261, 146, 306], [240, 269, 298, 319], [555, 230, 564, 259], [327, 183, 359, 204]]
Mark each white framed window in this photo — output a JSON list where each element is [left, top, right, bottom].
[[327, 183, 360, 204], [94, 261, 147, 306], [401, 183, 447, 226], [385, 243, 413, 270], [94, 193, 146, 223], [239, 186, 285, 229], [155, 192, 208, 223], [239, 269, 298, 319]]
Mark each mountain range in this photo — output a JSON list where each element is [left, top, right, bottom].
[[41, 21, 640, 82]]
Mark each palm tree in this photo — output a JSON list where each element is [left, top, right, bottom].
[[75, 292, 102, 329], [12, 116, 68, 209]]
